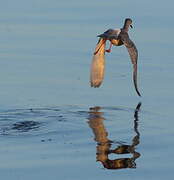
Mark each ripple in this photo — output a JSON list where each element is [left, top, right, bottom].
[[0, 103, 158, 137], [0, 106, 89, 136], [0, 108, 65, 136], [11, 121, 41, 132]]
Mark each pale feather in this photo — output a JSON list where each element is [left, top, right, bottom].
[[90, 38, 106, 87]]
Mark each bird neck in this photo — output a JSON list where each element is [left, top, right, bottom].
[[122, 24, 129, 32]]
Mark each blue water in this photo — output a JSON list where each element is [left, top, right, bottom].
[[0, 0, 174, 179]]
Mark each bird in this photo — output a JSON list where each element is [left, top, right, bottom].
[[90, 18, 141, 96]]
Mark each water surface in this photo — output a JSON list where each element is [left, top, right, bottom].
[[0, 0, 174, 179]]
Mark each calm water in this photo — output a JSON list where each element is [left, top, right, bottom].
[[0, 0, 174, 179]]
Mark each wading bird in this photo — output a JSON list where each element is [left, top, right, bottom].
[[90, 18, 141, 96]]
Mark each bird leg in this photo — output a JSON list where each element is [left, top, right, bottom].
[[94, 48, 100, 55], [105, 42, 112, 53], [93, 40, 105, 55], [94, 43, 103, 55]]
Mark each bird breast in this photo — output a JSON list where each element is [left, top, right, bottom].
[[111, 39, 123, 46]]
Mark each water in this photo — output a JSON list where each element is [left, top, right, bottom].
[[0, 0, 174, 179]]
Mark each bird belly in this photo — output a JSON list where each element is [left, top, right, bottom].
[[111, 39, 123, 46]]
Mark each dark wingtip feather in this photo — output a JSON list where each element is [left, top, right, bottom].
[[90, 81, 101, 88], [133, 64, 141, 97]]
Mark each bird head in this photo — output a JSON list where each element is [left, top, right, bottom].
[[125, 18, 133, 28]]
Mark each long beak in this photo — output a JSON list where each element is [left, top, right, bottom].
[[130, 24, 133, 28]]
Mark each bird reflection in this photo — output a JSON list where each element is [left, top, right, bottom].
[[88, 103, 141, 170]]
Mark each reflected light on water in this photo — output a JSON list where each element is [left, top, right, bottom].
[[88, 102, 141, 170]]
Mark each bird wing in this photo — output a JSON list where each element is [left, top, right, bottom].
[[90, 38, 106, 87], [97, 29, 120, 40], [119, 32, 141, 96]]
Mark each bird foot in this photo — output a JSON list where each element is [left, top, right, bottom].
[[105, 49, 111, 53]]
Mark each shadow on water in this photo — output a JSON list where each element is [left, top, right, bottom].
[[88, 102, 141, 170]]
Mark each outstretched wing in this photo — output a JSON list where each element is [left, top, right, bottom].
[[90, 38, 106, 87], [119, 32, 141, 96]]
